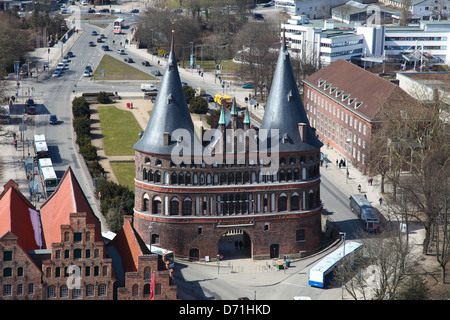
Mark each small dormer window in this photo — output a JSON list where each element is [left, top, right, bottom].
[[355, 102, 362, 109], [342, 94, 349, 101], [324, 84, 331, 90], [348, 98, 356, 105], [167, 94, 174, 104], [282, 133, 289, 143], [168, 62, 174, 71], [318, 80, 325, 87], [336, 90, 343, 97], [287, 90, 294, 102], [330, 87, 337, 94]]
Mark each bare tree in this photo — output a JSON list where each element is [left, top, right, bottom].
[[336, 229, 420, 300], [234, 21, 279, 99]]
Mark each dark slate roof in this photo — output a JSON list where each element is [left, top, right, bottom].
[[133, 35, 202, 156], [259, 36, 323, 153]]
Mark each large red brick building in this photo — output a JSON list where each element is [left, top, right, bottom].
[[0, 167, 176, 300], [303, 59, 416, 173], [133, 35, 323, 261]]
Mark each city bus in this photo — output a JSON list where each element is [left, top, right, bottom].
[[148, 245, 175, 269], [34, 134, 49, 158], [349, 194, 379, 232], [40, 165, 58, 194], [113, 18, 124, 34], [308, 241, 363, 288]]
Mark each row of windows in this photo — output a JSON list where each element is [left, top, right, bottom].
[[141, 166, 320, 186], [47, 284, 107, 298], [142, 154, 319, 169], [306, 89, 367, 135], [142, 191, 320, 216], [54, 248, 100, 260], [44, 265, 108, 278], [2, 283, 35, 297]]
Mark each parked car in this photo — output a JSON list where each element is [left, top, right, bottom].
[[130, 9, 139, 13], [85, 66, 92, 72], [117, 49, 125, 55], [88, 41, 95, 47], [52, 71, 61, 78], [83, 70, 91, 77], [91, 31, 98, 36], [28, 106, 36, 115], [124, 57, 134, 63], [101, 45, 109, 51], [142, 60, 150, 66], [67, 51, 74, 58], [100, 34, 106, 39], [26, 98, 35, 107], [50, 115, 58, 125], [203, 94, 214, 102], [96, 38, 103, 43], [151, 70, 162, 76], [242, 83, 254, 88], [88, 8, 95, 13]]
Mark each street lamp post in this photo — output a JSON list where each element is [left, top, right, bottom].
[[339, 232, 346, 299]]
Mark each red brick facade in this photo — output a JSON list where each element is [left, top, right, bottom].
[[133, 149, 323, 260]]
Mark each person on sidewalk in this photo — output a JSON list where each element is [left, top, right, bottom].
[[379, 197, 383, 205]]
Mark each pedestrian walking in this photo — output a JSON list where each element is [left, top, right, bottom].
[[14, 140, 17, 150], [358, 184, 361, 193], [379, 197, 383, 205]]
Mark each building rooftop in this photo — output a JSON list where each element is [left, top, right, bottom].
[[260, 34, 323, 152], [39, 166, 103, 248]]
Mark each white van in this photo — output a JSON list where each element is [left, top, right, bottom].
[[141, 84, 157, 92]]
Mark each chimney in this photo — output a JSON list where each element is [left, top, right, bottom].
[[163, 132, 170, 146], [298, 123, 307, 142]]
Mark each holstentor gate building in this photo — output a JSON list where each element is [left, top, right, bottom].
[[132, 35, 323, 261]]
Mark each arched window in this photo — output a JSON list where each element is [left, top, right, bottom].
[[278, 194, 287, 212], [152, 197, 162, 214], [228, 172, 234, 185], [294, 168, 299, 181], [148, 169, 154, 182], [170, 197, 179, 215], [171, 172, 177, 185], [143, 168, 147, 180], [185, 173, 191, 185], [155, 170, 161, 183], [220, 173, 226, 185], [132, 284, 139, 297], [178, 172, 184, 185], [143, 284, 151, 295], [182, 198, 192, 216], [144, 267, 151, 280], [145, 157, 151, 164], [291, 193, 299, 211]]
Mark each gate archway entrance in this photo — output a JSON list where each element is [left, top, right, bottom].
[[218, 229, 252, 260]]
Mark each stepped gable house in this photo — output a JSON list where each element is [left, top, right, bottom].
[[303, 59, 417, 173], [133, 34, 323, 261], [0, 167, 175, 300]]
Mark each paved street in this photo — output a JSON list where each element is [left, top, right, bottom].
[[0, 2, 429, 300]]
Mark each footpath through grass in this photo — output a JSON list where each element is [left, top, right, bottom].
[[94, 54, 155, 80], [97, 105, 141, 156]]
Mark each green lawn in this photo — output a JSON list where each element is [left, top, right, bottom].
[[110, 162, 135, 191], [98, 105, 141, 156], [94, 54, 155, 80]]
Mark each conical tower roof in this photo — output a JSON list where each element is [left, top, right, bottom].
[[133, 33, 201, 156], [260, 32, 322, 153]]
